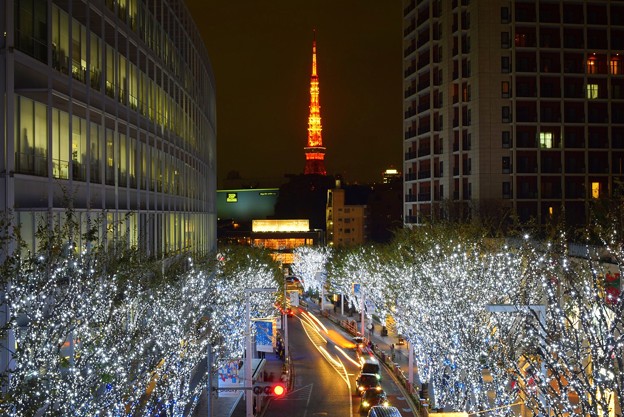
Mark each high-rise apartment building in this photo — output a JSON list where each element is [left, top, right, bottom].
[[403, 0, 624, 226], [0, 0, 217, 256]]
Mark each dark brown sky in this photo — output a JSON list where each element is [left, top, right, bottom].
[[184, 1, 403, 186]]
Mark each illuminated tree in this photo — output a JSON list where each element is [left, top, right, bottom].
[[292, 245, 331, 294], [1, 221, 281, 416], [489, 233, 624, 417]]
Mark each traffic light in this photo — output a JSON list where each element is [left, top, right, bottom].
[[252, 383, 286, 397]]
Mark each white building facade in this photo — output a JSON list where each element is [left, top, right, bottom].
[[403, 0, 624, 226]]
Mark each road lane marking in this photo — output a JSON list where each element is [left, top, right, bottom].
[[299, 316, 353, 417]]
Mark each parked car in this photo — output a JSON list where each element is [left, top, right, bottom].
[[367, 405, 402, 417], [355, 373, 381, 395], [359, 388, 389, 415]]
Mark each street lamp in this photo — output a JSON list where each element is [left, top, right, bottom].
[[245, 288, 276, 417], [283, 279, 290, 361]]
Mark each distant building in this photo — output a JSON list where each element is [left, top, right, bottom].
[[326, 180, 369, 246], [1, 0, 216, 256], [274, 174, 334, 232], [216, 188, 323, 259], [383, 168, 402, 184], [217, 188, 279, 226], [403, 0, 624, 227], [220, 218, 323, 265], [368, 174, 403, 243]]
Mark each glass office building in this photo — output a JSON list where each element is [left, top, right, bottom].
[[1, 0, 217, 256]]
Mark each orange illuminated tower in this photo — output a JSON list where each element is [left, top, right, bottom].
[[304, 30, 327, 176]]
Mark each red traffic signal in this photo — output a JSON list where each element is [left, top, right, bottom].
[[252, 383, 286, 397], [273, 384, 285, 396]]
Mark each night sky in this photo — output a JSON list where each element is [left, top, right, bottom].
[[184, 1, 403, 187]]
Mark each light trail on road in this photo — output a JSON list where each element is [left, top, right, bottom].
[[334, 346, 361, 367], [298, 313, 353, 416], [301, 310, 328, 333]]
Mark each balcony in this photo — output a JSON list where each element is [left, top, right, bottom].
[[418, 147, 431, 157], [405, 215, 419, 224]]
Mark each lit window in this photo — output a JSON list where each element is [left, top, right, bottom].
[[548, 206, 554, 216], [502, 81, 510, 98], [592, 182, 600, 199], [539, 132, 553, 148], [610, 57, 621, 75], [587, 58, 596, 74], [586, 84, 598, 99]]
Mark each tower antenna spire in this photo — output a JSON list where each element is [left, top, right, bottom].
[[304, 29, 327, 176]]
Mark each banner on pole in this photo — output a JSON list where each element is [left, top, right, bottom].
[[217, 360, 243, 397], [289, 290, 300, 307], [255, 320, 274, 353]]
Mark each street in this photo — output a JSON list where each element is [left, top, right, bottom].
[[262, 307, 416, 417]]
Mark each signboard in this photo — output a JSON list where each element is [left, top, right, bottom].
[[353, 283, 361, 295], [365, 298, 376, 314], [289, 290, 300, 307], [226, 192, 238, 203], [255, 320, 274, 353], [217, 360, 243, 397]]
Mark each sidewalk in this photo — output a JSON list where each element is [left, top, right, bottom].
[[192, 347, 291, 417]]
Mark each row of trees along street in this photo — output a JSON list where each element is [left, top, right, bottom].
[[0, 211, 282, 416], [2, 205, 623, 417], [292, 220, 623, 417]]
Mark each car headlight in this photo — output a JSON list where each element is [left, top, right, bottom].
[[382, 401, 389, 406], [361, 401, 369, 407], [376, 374, 381, 380]]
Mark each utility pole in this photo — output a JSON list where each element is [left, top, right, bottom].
[[206, 343, 213, 417], [283, 280, 289, 360], [245, 288, 276, 417], [361, 294, 365, 338], [408, 341, 414, 389]]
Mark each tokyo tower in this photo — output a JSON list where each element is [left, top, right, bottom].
[[304, 30, 327, 176]]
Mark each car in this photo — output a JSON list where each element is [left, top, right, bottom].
[[359, 388, 389, 415], [355, 373, 381, 395], [360, 357, 381, 380], [353, 336, 366, 350], [285, 276, 304, 295], [367, 405, 402, 417]]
